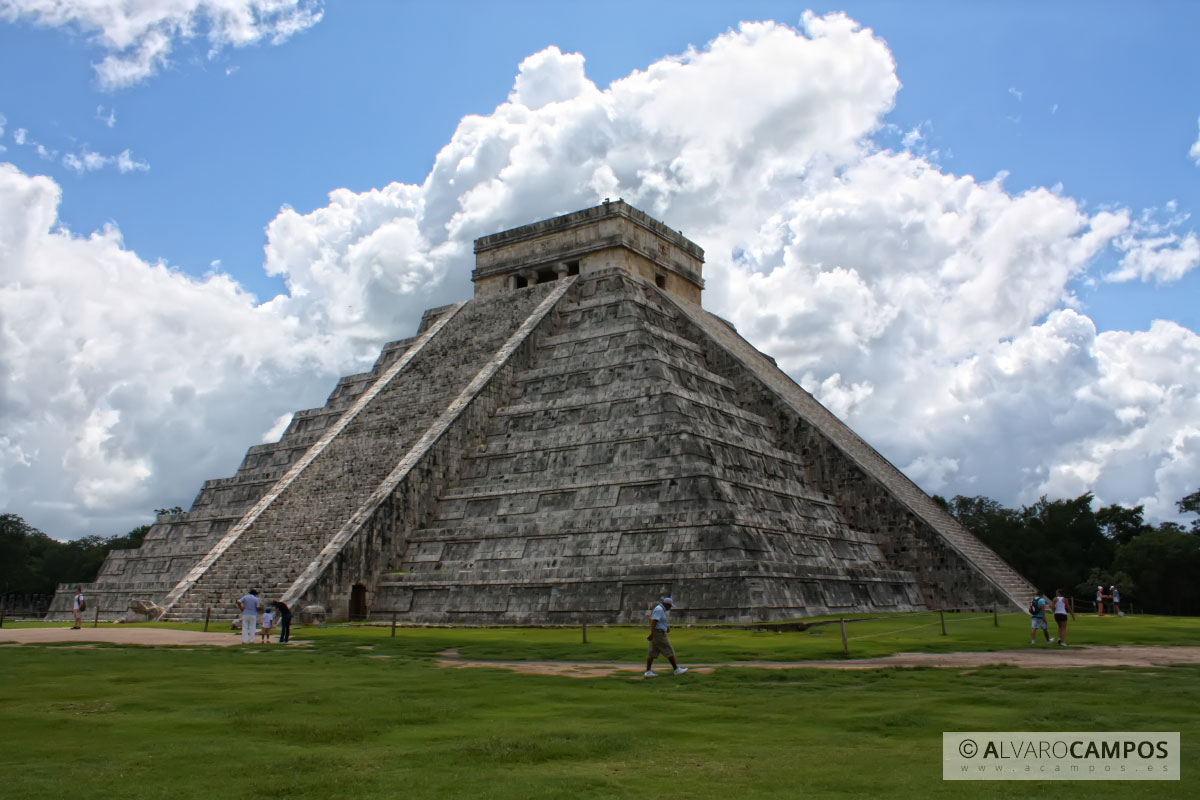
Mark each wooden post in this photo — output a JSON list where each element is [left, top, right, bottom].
[[993, 602, 999, 627], [582, 611, 588, 644], [204, 607, 211, 632], [839, 616, 848, 656], [93, 605, 100, 628], [391, 612, 398, 637], [0, 600, 6, 628], [939, 610, 947, 636], [1069, 597, 1076, 621]]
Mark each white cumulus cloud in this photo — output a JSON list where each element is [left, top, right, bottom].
[[260, 15, 1200, 524], [0, 163, 352, 537], [1106, 204, 1200, 283], [0, 0, 323, 89], [62, 147, 150, 174], [4, 14, 1200, 539]]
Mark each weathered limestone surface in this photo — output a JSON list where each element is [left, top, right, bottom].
[[151, 284, 564, 621], [473, 201, 704, 304], [283, 279, 575, 617], [377, 272, 921, 622], [49, 202, 1033, 623], [664, 294, 1032, 611], [45, 308, 451, 620]]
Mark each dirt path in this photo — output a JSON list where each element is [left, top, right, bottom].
[[0, 627, 242, 647], [4, 629, 1198, 675], [436, 645, 1200, 678]]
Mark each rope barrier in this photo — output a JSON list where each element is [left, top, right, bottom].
[[941, 613, 998, 624], [805, 609, 937, 629], [847, 620, 942, 640], [844, 611, 998, 640], [834, 607, 1016, 648]]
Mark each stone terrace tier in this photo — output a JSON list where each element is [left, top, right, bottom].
[[155, 284, 562, 621], [662, 291, 1035, 611], [376, 272, 932, 623], [44, 308, 454, 621]]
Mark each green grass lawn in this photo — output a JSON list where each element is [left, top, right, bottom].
[[20, 608, 1193, 661], [1, 615, 1196, 798]]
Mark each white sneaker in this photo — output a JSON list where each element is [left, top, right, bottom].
[[1048, 637, 1055, 643], [643, 670, 656, 678], [1030, 639, 1036, 645], [1058, 641, 1066, 647], [673, 667, 688, 675]]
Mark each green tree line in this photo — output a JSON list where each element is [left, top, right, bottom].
[[0, 513, 150, 595], [936, 489, 1200, 615]]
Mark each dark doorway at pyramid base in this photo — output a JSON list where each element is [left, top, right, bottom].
[[348, 583, 369, 621]]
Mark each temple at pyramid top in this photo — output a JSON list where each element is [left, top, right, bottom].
[[472, 199, 705, 304]]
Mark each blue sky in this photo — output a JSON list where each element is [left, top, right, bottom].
[[4, 2, 1197, 327], [2, 1, 1199, 539]]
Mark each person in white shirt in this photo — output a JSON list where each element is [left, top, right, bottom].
[[644, 597, 687, 677], [237, 589, 261, 644], [1052, 589, 1070, 647]]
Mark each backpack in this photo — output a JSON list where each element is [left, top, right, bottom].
[[1028, 597, 1040, 616], [78, 597, 87, 612]]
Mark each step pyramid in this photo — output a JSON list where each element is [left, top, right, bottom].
[[49, 201, 1033, 623]]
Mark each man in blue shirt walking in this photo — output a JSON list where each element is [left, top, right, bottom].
[[644, 597, 687, 677]]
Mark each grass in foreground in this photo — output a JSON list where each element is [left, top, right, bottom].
[[1, 617, 1197, 798]]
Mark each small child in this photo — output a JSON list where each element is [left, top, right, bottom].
[[261, 606, 275, 643]]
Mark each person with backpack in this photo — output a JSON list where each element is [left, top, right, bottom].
[[71, 587, 86, 629], [1029, 591, 1052, 645], [1110, 585, 1122, 616], [644, 597, 687, 677]]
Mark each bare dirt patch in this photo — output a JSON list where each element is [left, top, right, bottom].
[[0, 627, 241, 647], [436, 646, 1200, 678]]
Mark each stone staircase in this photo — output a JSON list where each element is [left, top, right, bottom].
[[379, 271, 927, 622], [44, 326, 432, 621], [159, 284, 561, 620]]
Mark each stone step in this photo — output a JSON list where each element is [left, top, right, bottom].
[[161, 283, 567, 619]]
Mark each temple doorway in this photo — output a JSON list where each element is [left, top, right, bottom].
[[349, 583, 368, 621]]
